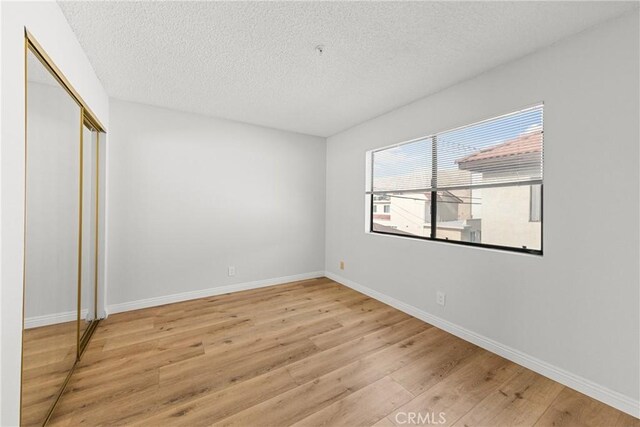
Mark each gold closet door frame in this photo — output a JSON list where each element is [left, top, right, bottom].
[[22, 30, 106, 426]]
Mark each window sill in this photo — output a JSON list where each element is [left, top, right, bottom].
[[367, 229, 543, 257]]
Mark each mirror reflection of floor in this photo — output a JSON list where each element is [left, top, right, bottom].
[[21, 321, 77, 427]]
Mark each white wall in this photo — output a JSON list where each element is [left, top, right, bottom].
[[106, 100, 325, 309], [0, 1, 109, 424], [326, 11, 639, 415]]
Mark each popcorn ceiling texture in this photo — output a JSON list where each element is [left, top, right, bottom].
[[58, 1, 636, 137]]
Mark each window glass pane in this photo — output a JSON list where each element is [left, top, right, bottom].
[[372, 192, 431, 237], [435, 185, 541, 251], [433, 189, 476, 241]]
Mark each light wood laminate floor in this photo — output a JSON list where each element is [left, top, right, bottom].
[[48, 278, 639, 426]]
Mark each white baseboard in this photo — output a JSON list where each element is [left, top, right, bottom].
[[325, 271, 640, 419], [25, 308, 89, 329], [106, 271, 325, 315]]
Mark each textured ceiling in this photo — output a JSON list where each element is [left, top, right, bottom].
[[58, 1, 637, 137]]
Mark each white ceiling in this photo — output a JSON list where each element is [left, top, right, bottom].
[[58, 1, 637, 137]]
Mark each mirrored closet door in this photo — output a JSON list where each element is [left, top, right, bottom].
[[22, 36, 104, 426], [79, 119, 100, 349]]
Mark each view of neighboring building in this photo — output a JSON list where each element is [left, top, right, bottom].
[[372, 129, 542, 250], [373, 188, 477, 240]]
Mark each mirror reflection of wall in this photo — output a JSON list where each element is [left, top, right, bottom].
[[22, 47, 82, 427], [80, 122, 99, 342]]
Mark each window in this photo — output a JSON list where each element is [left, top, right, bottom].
[[367, 104, 543, 254], [373, 205, 377, 213]]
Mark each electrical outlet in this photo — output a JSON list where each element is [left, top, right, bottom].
[[340, 261, 345, 270], [436, 291, 446, 307], [228, 266, 236, 277]]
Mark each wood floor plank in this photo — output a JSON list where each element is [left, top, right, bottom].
[[212, 329, 446, 427], [200, 312, 338, 352], [64, 341, 203, 393], [88, 316, 155, 341], [372, 417, 397, 427], [453, 367, 564, 426], [160, 337, 319, 388], [389, 332, 479, 395], [162, 318, 338, 385], [39, 278, 637, 427], [311, 307, 411, 350], [129, 367, 298, 426], [533, 387, 640, 427], [100, 315, 254, 352], [292, 376, 414, 427], [287, 317, 431, 384], [387, 351, 522, 426]]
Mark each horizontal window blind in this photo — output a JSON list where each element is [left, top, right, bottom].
[[371, 137, 432, 192], [370, 104, 543, 193]]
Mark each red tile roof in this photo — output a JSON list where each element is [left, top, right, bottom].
[[456, 131, 542, 166]]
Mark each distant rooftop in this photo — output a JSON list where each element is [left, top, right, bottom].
[[456, 131, 542, 168]]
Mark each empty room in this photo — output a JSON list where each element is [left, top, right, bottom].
[[1, 1, 639, 426]]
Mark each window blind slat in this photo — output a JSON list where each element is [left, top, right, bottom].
[[370, 104, 543, 194], [371, 137, 432, 192]]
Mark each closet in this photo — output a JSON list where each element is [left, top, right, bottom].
[[21, 33, 105, 426]]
